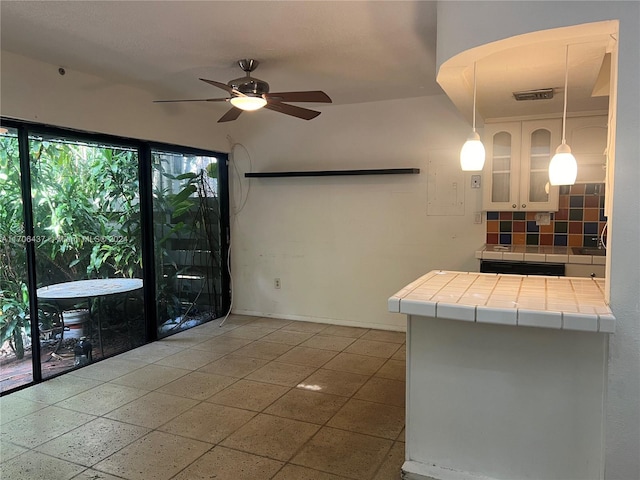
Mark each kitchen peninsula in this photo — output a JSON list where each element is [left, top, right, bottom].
[[389, 270, 614, 480]]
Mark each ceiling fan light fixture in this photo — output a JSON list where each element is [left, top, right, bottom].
[[157, 60, 330, 122], [460, 62, 485, 171], [230, 95, 267, 111]]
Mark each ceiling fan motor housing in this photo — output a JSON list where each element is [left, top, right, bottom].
[[228, 77, 270, 96], [155, 57, 329, 122], [228, 59, 269, 96]]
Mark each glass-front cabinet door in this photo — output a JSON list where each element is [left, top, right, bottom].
[[483, 119, 560, 212], [483, 122, 521, 211], [519, 119, 560, 211]]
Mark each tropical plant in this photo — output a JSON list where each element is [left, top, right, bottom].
[[0, 134, 142, 358], [0, 133, 29, 357], [28, 139, 142, 282], [152, 154, 221, 330], [0, 132, 223, 357]]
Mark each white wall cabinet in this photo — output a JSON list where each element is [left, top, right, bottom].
[[483, 119, 561, 211], [565, 115, 608, 184]]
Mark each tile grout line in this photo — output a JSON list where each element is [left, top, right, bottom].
[[2, 316, 406, 480]]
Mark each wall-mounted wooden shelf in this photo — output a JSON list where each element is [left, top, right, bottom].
[[245, 168, 420, 178]]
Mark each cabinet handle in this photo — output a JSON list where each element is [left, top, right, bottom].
[[512, 204, 517, 208], [522, 204, 527, 208]]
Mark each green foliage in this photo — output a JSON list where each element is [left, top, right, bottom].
[[0, 134, 143, 356], [28, 139, 142, 281], [0, 132, 223, 353], [153, 156, 222, 325], [0, 285, 28, 353], [0, 135, 29, 357]]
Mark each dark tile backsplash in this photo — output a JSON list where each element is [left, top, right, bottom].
[[486, 183, 607, 247]]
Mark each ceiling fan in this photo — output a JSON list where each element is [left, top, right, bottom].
[[154, 59, 332, 122]]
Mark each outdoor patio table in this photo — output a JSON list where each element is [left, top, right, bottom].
[[36, 278, 143, 357]]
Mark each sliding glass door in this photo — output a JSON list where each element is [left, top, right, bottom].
[[0, 120, 229, 394], [0, 127, 33, 391], [29, 134, 145, 378], [152, 149, 226, 337]]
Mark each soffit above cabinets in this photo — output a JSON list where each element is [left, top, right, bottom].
[[438, 21, 618, 123]]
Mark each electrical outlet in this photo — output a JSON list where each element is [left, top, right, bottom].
[[471, 175, 481, 189], [535, 213, 551, 225], [274, 278, 281, 289]]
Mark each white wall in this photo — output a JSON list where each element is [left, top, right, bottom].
[[436, 2, 640, 479], [228, 95, 484, 329], [407, 316, 608, 480], [1, 49, 486, 332], [0, 51, 231, 152]]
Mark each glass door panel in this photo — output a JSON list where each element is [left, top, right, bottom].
[[29, 135, 144, 377], [491, 173, 511, 203], [528, 129, 551, 202], [0, 127, 33, 392], [1, 119, 229, 393], [152, 150, 223, 338], [529, 171, 551, 203], [492, 132, 512, 203]]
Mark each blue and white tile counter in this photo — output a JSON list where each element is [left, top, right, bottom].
[[388, 270, 614, 332]]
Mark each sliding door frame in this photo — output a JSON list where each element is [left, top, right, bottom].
[[0, 118, 230, 394]]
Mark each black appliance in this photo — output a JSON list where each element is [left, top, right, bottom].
[[480, 261, 565, 276]]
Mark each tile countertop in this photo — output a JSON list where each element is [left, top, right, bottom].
[[388, 270, 615, 333], [475, 244, 607, 265]]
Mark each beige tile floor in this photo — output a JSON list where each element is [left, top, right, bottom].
[[0, 315, 406, 480]]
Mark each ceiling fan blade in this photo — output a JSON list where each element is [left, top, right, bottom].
[[217, 107, 243, 123], [265, 91, 332, 103], [153, 98, 229, 103], [264, 102, 321, 120], [199, 78, 234, 94]]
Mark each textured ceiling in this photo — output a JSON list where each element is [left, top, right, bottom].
[[0, 1, 440, 106], [0, 1, 611, 121]]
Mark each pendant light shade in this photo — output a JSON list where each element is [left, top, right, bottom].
[[460, 62, 485, 171], [549, 45, 578, 186], [549, 142, 577, 185], [460, 131, 486, 171]]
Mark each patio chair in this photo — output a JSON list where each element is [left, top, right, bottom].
[[37, 303, 65, 354]]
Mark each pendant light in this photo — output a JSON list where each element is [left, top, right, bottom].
[[460, 62, 485, 171], [548, 45, 578, 185]]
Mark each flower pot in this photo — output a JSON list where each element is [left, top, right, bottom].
[[63, 309, 89, 339]]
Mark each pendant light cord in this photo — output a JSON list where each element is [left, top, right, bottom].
[[561, 45, 569, 143], [472, 62, 477, 133]]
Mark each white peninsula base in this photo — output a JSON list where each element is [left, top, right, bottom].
[[390, 271, 613, 480]]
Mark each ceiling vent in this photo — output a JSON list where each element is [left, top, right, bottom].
[[512, 88, 554, 101]]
